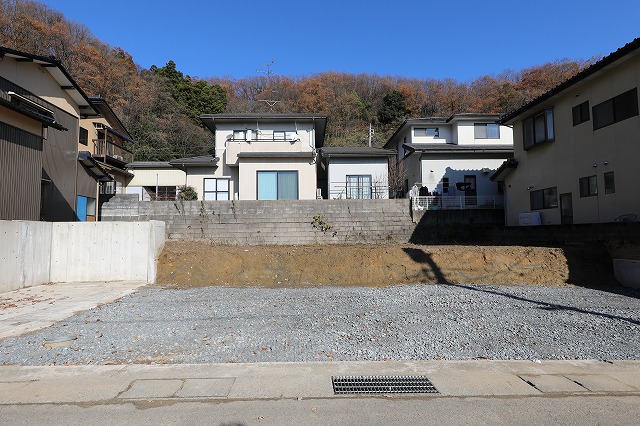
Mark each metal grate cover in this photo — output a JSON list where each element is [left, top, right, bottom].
[[332, 375, 439, 394]]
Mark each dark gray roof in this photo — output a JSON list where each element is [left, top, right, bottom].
[[490, 158, 518, 182], [89, 97, 134, 142], [319, 147, 396, 158], [126, 161, 173, 169], [236, 152, 314, 158], [78, 151, 113, 182], [501, 38, 640, 123], [169, 156, 219, 171], [403, 143, 513, 154]]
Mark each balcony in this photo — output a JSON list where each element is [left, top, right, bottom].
[[225, 138, 312, 166], [93, 139, 134, 165]]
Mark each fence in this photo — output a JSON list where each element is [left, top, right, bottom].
[[412, 195, 504, 210], [328, 182, 390, 200]]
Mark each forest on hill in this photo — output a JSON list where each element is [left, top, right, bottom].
[[0, 0, 597, 161]]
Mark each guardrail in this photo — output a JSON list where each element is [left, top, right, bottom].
[[412, 195, 504, 210]]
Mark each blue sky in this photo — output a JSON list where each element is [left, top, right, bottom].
[[43, 0, 640, 81]]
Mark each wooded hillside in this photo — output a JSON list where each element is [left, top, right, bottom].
[[0, 0, 596, 160]]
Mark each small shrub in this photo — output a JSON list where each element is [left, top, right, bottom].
[[177, 185, 198, 201]]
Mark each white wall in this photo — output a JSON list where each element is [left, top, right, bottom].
[[0, 220, 165, 293], [327, 158, 389, 199], [455, 122, 514, 146], [419, 156, 507, 197]]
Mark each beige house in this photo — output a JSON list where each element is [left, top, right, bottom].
[[494, 38, 640, 226], [200, 114, 327, 200], [80, 97, 135, 206], [0, 47, 102, 221]]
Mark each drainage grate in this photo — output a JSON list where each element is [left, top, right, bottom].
[[332, 375, 439, 394]]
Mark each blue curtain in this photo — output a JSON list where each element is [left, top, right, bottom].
[[278, 171, 298, 200], [257, 172, 278, 200], [257, 171, 298, 200]]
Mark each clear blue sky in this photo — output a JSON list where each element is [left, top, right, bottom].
[[43, 0, 640, 81]]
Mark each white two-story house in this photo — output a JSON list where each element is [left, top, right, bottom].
[[384, 114, 513, 207], [200, 113, 327, 200]]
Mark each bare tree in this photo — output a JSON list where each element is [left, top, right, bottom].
[[388, 156, 407, 199]]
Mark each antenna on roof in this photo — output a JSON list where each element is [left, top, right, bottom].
[[257, 60, 279, 112]]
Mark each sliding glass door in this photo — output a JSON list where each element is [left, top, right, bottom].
[[257, 171, 298, 200]]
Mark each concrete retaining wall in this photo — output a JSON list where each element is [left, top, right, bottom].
[[0, 220, 165, 293]]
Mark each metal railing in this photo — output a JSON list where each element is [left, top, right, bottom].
[[412, 195, 504, 210], [93, 139, 134, 163], [329, 183, 390, 199]]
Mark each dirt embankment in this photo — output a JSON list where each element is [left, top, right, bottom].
[[156, 242, 619, 288]]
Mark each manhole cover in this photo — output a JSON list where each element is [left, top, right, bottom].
[[332, 375, 439, 394]]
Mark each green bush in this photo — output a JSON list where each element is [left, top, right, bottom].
[[177, 185, 198, 201]]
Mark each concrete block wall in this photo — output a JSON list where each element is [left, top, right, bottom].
[[101, 196, 415, 245], [0, 220, 166, 293]]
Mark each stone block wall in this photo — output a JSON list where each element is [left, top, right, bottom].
[[101, 195, 415, 245]]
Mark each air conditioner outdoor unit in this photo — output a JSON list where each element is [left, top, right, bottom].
[[518, 211, 542, 226]]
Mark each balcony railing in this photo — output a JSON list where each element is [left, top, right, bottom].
[[93, 139, 134, 163], [329, 182, 390, 199], [412, 195, 504, 210]]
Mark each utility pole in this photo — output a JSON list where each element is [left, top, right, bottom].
[[368, 123, 374, 147]]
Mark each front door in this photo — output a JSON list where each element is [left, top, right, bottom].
[[464, 175, 477, 206], [560, 192, 573, 225]]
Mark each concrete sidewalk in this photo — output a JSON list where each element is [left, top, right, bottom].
[[0, 281, 147, 340], [0, 360, 639, 404]]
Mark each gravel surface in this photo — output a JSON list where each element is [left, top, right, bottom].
[[1, 284, 639, 365]]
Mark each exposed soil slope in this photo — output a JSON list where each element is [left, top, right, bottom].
[[156, 242, 618, 288]]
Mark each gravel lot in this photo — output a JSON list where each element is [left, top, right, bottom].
[[1, 284, 639, 365]]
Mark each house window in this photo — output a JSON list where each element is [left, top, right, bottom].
[[79, 127, 89, 146], [604, 171, 615, 194], [593, 88, 638, 130], [100, 179, 116, 195], [474, 123, 500, 139], [572, 101, 590, 126], [414, 127, 439, 137], [232, 130, 246, 140], [203, 178, 230, 200], [579, 175, 597, 197], [530, 187, 558, 210], [441, 177, 449, 194], [257, 171, 298, 200], [346, 175, 372, 199], [523, 108, 554, 150], [273, 131, 297, 141]]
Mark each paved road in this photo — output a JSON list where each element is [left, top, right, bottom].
[[3, 395, 640, 426]]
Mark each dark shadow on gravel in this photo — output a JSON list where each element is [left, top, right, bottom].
[[403, 247, 640, 326]]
